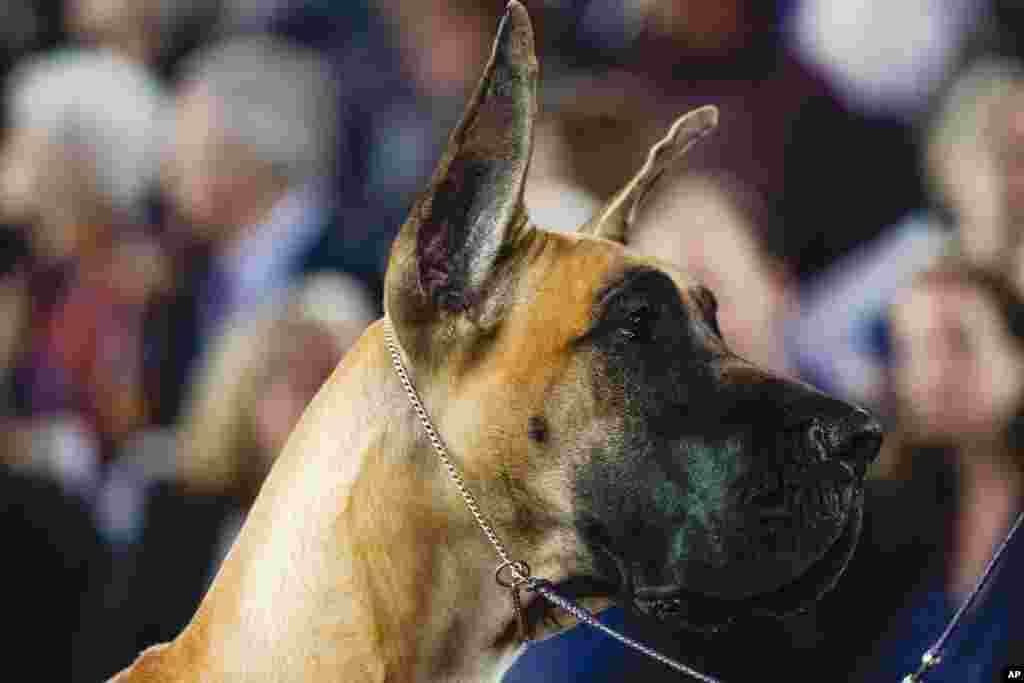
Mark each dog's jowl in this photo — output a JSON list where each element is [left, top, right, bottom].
[[110, 2, 882, 681]]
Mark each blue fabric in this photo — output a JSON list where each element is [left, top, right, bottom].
[[504, 608, 638, 682], [196, 260, 232, 343], [864, 313, 892, 362], [858, 513, 1024, 682], [786, 212, 951, 403]]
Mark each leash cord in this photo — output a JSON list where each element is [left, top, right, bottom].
[[527, 578, 721, 683], [901, 508, 1024, 683], [383, 320, 721, 683]]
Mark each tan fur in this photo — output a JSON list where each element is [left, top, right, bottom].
[[109, 229, 681, 682], [111, 2, 725, 679]]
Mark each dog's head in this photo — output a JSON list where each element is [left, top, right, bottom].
[[385, 1, 882, 634]]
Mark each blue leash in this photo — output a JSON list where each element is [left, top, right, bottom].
[[901, 510, 1024, 682]]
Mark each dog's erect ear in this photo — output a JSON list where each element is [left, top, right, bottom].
[[580, 106, 718, 245], [386, 1, 537, 322]]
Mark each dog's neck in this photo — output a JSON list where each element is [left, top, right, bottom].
[[177, 319, 526, 682]]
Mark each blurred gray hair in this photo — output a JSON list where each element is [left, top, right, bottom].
[[180, 36, 338, 183], [6, 49, 167, 215]]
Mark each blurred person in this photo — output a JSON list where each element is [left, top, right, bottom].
[[0, 49, 168, 481], [266, 0, 420, 219], [671, 264, 1024, 682], [73, 273, 374, 681], [0, 50, 165, 263], [66, 0, 224, 80], [543, 0, 924, 286], [340, 0, 500, 224], [552, 0, 817, 210], [177, 272, 373, 511], [850, 266, 1024, 681], [0, 57, 173, 672], [152, 35, 381, 425], [524, 115, 601, 233], [780, 61, 1024, 668], [789, 59, 1024, 411], [265, 0, 498, 251], [375, 0, 496, 100]]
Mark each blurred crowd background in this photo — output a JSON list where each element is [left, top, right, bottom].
[[1, 0, 1023, 680]]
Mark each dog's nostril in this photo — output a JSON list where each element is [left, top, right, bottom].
[[845, 430, 882, 463], [828, 413, 883, 477]]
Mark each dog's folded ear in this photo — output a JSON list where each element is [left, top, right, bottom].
[[386, 0, 537, 324], [580, 105, 719, 245]]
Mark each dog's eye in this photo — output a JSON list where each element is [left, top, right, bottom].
[[619, 304, 656, 342]]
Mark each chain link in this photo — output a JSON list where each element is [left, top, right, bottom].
[[383, 321, 518, 571], [383, 319, 721, 682]]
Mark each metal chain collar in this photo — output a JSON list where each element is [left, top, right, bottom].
[[382, 319, 720, 682]]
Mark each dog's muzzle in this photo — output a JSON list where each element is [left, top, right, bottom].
[[625, 403, 883, 632]]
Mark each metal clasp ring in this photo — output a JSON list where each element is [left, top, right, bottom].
[[496, 560, 533, 643], [495, 559, 531, 588]]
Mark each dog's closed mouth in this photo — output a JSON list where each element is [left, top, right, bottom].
[[632, 492, 864, 633]]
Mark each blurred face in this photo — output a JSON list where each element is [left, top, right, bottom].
[[0, 127, 51, 223], [0, 126, 102, 261], [167, 85, 259, 241], [386, 1, 490, 96], [252, 327, 342, 459], [891, 281, 1024, 442]]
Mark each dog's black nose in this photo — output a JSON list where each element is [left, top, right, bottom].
[[817, 407, 883, 480], [766, 382, 885, 484]]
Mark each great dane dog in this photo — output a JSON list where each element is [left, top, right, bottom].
[[112, 2, 882, 681]]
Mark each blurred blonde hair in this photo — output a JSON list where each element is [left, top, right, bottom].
[[177, 273, 375, 496]]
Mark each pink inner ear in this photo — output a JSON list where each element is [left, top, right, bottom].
[[403, 0, 536, 314], [463, 83, 521, 159], [418, 217, 452, 297]]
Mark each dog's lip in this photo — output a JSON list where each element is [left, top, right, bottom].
[[632, 493, 863, 622]]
